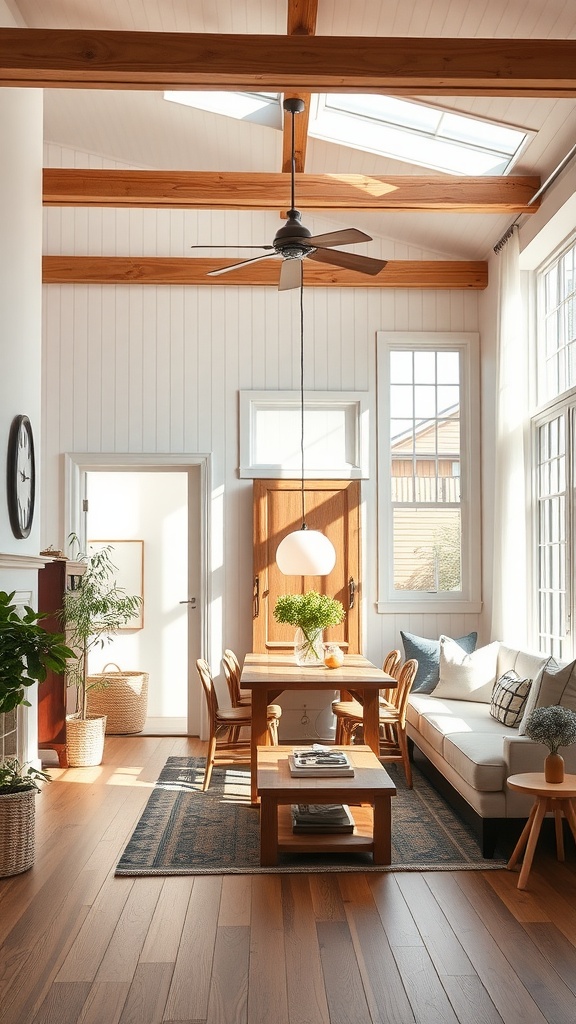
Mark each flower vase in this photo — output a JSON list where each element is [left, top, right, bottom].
[[544, 751, 565, 784], [294, 627, 324, 666]]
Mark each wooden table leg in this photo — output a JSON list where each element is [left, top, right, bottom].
[[251, 691, 269, 805], [371, 794, 391, 865], [362, 688, 381, 758], [553, 800, 565, 861], [259, 795, 279, 866], [517, 797, 548, 890], [507, 800, 538, 871], [561, 798, 576, 846]]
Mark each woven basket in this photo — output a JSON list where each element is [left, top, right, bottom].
[[66, 714, 107, 767], [0, 789, 36, 876], [86, 663, 149, 734]]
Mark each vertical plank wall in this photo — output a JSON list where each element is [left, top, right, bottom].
[[41, 144, 482, 674]]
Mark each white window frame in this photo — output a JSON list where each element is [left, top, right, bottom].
[[239, 390, 369, 479], [376, 332, 482, 613]]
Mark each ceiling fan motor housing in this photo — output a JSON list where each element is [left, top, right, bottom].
[[273, 209, 317, 260]]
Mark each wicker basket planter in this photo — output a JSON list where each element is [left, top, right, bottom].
[[0, 789, 36, 876], [86, 664, 149, 734], [66, 714, 107, 767]]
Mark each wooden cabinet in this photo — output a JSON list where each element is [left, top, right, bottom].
[[37, 559, 85, 766], [252, 479, 361, 654]]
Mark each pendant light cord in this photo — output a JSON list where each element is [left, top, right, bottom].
[[299, 278, 306, 528]]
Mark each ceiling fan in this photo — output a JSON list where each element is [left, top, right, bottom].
[[198, 98, 388, 291]]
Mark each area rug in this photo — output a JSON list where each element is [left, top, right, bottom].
[[115, 756, 507, 875]]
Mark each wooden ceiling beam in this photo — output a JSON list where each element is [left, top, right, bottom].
[[2, 30, 576, 96], [42, 169, 540, 213], [42, 256, 488, 290], [282, 1, 318, 173]]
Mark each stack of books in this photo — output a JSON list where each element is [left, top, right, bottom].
[[291, 803, 355, 834], [288, 747, 354, 777]]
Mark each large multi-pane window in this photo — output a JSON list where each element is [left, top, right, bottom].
[[534, 240, 576, 659], [377, 333, 481, 613], [534, 411, 569, 658]]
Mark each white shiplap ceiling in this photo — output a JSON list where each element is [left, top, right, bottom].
[[11, 0, 576, 259]]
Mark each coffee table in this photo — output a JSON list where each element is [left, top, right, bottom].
[[256, 744, 397, 866], [507, 772, 576, 889]]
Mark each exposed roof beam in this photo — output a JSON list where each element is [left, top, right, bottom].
[[42, 256, 488, 290], [282, 1, 318, 173], [2, 31, 576, 96], [42, 170, 540, 213]]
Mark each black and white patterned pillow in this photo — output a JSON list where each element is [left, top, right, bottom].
[[490, 670, 532, 728]]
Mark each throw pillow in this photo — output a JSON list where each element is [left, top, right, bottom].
[[518, 657, 559, 734], [490, 670, 532, 728], [433, 637, 500, 702], [400, 630, 478, 694]]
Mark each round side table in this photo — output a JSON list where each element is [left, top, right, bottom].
[[506, 772, 576, 890]]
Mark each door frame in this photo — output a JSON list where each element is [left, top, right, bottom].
[[64, 452, 212, 736]]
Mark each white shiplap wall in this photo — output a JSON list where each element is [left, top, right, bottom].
[[42, 144, 482, 674]]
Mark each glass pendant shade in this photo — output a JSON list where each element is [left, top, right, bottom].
[[276, 527, 336, 576]]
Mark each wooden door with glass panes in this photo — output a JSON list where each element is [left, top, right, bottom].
[[253, 479, 361, 654]]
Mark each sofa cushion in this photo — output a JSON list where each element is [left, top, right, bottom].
[[400, 630, 477, 694], [490, 670, 531, 728], [433, 638, 499, 703], [443, 733, 508, 792]]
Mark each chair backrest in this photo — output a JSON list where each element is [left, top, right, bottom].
[[196, 658, 219, 722], [382, 649, 402, 678], [392, 658, 418, 723], [223, 649, 242, 706]]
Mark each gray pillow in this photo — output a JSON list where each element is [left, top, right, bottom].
[[400, 630, 478, 694]]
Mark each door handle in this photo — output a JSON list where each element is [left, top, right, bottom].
[[253, 576, 260, 618], [348, 576, 356, 610], [179, 598, 197, 608]]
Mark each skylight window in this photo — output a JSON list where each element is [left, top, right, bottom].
[[309, 95, 528, 176], [164, 91, 281, 128]]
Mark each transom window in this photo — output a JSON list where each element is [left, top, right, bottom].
[[538, 237, 576, 405]]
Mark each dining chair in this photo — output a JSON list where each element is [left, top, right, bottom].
[[222, 648, 252, 706], [331, 658, 418, 787], [334, 648, 402, 743], [196, 659, 282, 790]]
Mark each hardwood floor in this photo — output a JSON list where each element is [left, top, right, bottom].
[[1, 735, 576, 1024]]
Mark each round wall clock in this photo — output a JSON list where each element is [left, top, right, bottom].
[[7, 414, 36, 539]]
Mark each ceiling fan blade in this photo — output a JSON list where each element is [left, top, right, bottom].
[[191, 244, 274, 250], [278, 259, 303, 291], [306, 227, 373, 248], [308, 248, 387, 276], [207, 252, 278, 277]]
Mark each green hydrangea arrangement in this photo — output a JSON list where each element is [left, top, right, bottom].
[[273, 591, 345, 632], [524, 705, 576, 753], [273, 591, 345, 662]]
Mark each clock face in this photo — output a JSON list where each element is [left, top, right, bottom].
[[7, 415, 36, 539]]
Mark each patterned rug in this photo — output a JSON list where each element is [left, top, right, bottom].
[[115, 756, 507, 875]]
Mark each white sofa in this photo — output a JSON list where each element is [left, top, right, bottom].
[[406, 643, 576, 856]]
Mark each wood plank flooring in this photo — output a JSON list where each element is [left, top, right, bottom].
[[1, 736, 576, 1024]]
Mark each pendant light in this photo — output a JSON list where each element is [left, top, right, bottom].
[[275, 279, 337, 576]]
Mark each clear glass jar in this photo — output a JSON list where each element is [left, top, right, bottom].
[[323, 642, 344, 669]]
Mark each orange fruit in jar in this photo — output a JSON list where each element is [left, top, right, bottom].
[[324, 654, 341, 669]]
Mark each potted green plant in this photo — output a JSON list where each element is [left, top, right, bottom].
[[273, 590, 345, 666], [0, 590, 72, 876], [0, 759, 50, 876], [524, 704, 576, 783], [63, 539, 143, 767]]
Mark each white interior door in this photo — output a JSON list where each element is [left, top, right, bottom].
[[65, 454, 209, 736]]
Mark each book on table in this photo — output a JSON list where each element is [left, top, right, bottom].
[[289, 748, 354, 778], [291, 803, 356, 834]]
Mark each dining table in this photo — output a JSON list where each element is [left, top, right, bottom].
[[240, 652, 396, 804]]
